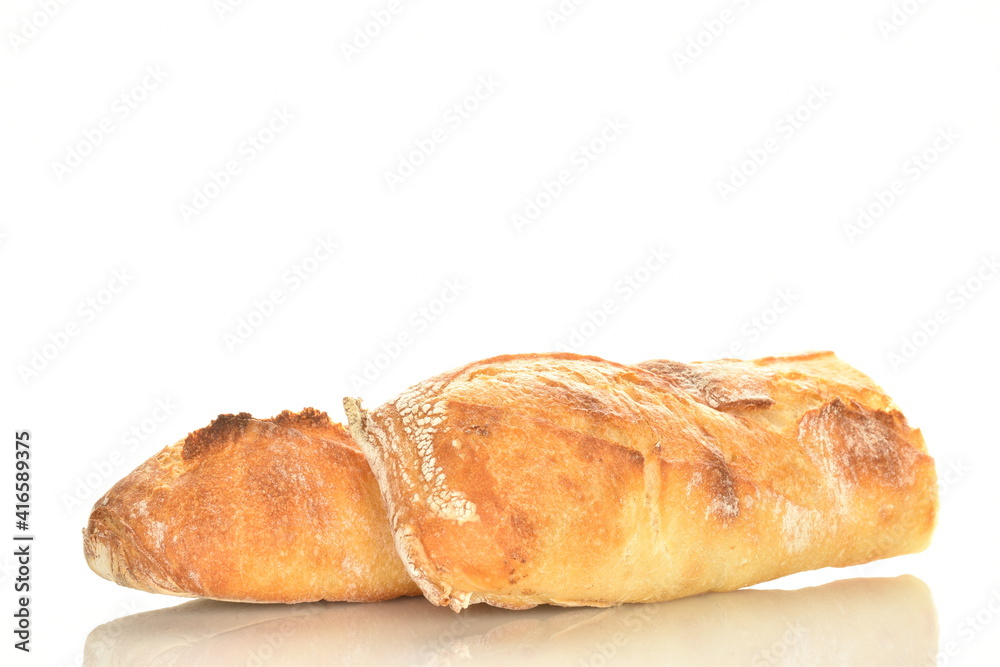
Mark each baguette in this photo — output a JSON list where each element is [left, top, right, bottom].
[[345, 351, 937, 611], [84, 408, 419, 603]]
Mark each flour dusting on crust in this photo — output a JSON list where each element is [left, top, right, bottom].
[[392, 381, 479, 524]]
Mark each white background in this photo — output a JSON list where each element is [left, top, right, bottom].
[[2, 0, 999, 665]]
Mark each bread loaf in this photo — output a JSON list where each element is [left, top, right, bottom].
[[84, 408, 419, 603], [345, 351, 937, 611]]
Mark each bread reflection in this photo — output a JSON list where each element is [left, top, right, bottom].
[[85, 575, 936, 667]]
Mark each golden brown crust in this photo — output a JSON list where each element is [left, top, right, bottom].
[[84, 408, 419, 603], [346, 352, 937, 611]]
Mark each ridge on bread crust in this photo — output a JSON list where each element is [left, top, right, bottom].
[[84, 408, 419, 603], [347, 352, 937, 611], [181, 408, 356, 460]]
